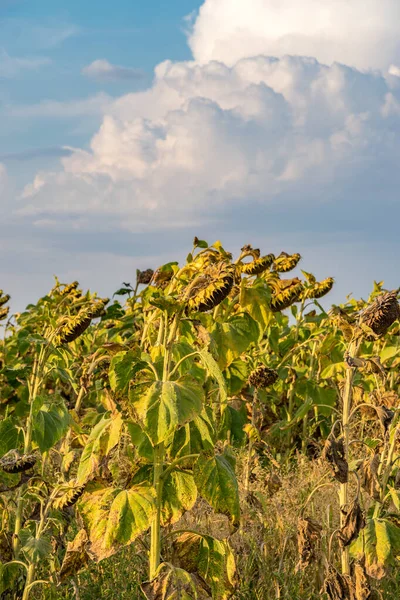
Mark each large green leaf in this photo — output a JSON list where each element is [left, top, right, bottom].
[[224, 360, 248, 396], [78, 483, 156, 561], [351, 518, 400, 579], [161, 469, 197, 526], [108, 351, 149, 393], [194, 453, 240, 527], [211, 313, 259, 368], [174, 532, 236, 600], [0, 418, 22, 458], [32, 399, 70, 452], [141, 563, 197, 600], [240, 281, 273, 336], [77, 414, 122, 484], [130, 376, 204, 446], [168, 409, 215, 459], [19, 529, 52, 563], [198, 348, 227, 404], [219, 404, 247, 447]]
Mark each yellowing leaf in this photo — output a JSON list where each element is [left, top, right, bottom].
[[141, 563, 198, 600], [174, 532, 236, 600], [76, 414, 122, 484], [351, 518, 400, 579], [78, 483, 156, 562]]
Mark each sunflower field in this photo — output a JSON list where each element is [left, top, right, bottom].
[[1, 238, 400, 600]]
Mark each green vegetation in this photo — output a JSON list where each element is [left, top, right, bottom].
[[1, 239, 400, 599]]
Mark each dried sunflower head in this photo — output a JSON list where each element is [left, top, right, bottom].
[[137, 269, 154, 285], [59, 281, 80, 297], [248, 366, 279, 388], [359, 291, 400, 339]]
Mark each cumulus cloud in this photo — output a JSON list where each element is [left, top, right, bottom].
[[0, 49, 51, 77], [8, 0, 400, 306], [82, 59, 145, 82], [15, 55, 400, 235], [188, 0, 400, 71]]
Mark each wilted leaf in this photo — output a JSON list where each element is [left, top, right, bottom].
[[296, 517, 322, 571], [322, 436, 348, 483], [359, 453, 381, 501], [141, 563, 198, 600], [198, 348, 227, 404], [338, 501, 365, 548], [59, 529, 89, 582]]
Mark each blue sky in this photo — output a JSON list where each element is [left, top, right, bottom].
[[2, 0, 400, 312], [1, 0, 200, 156]]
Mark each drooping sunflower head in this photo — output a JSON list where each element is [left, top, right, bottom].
[[269, 277, 304, 312], [137, 269, 154, 285], [241, 254, 275, 276], [0, 450, 37, 474], [0, 306, 9, 321], [186, 262, 235, 313], [359, 290, 400, 339], [273, 252, 301, 273], [301, 277, 334, 300]]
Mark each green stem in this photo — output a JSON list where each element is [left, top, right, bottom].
[[149, 309, 182, 580], [245, 389, 258, 493], [149, 442, 165, 580], [161, 454, 200, 482], [13, 345, 47, 557], [301, 341, 318, 454], [339, 339, 360, 575]]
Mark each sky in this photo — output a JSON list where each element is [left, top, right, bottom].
[[2, 0, 400, 312]]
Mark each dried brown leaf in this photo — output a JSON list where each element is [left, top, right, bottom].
[[322, 437, 349, 483], [338, 501, 366, 548]]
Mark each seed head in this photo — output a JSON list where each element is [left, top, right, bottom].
[[359, 291, 400, 339], [249, 366, 279, 388]]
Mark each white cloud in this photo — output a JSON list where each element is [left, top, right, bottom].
[[15, 55, 400, 233], [82, 59, 145, 82], [0, 49, 51, 77], [188, 0, 400, 71]]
